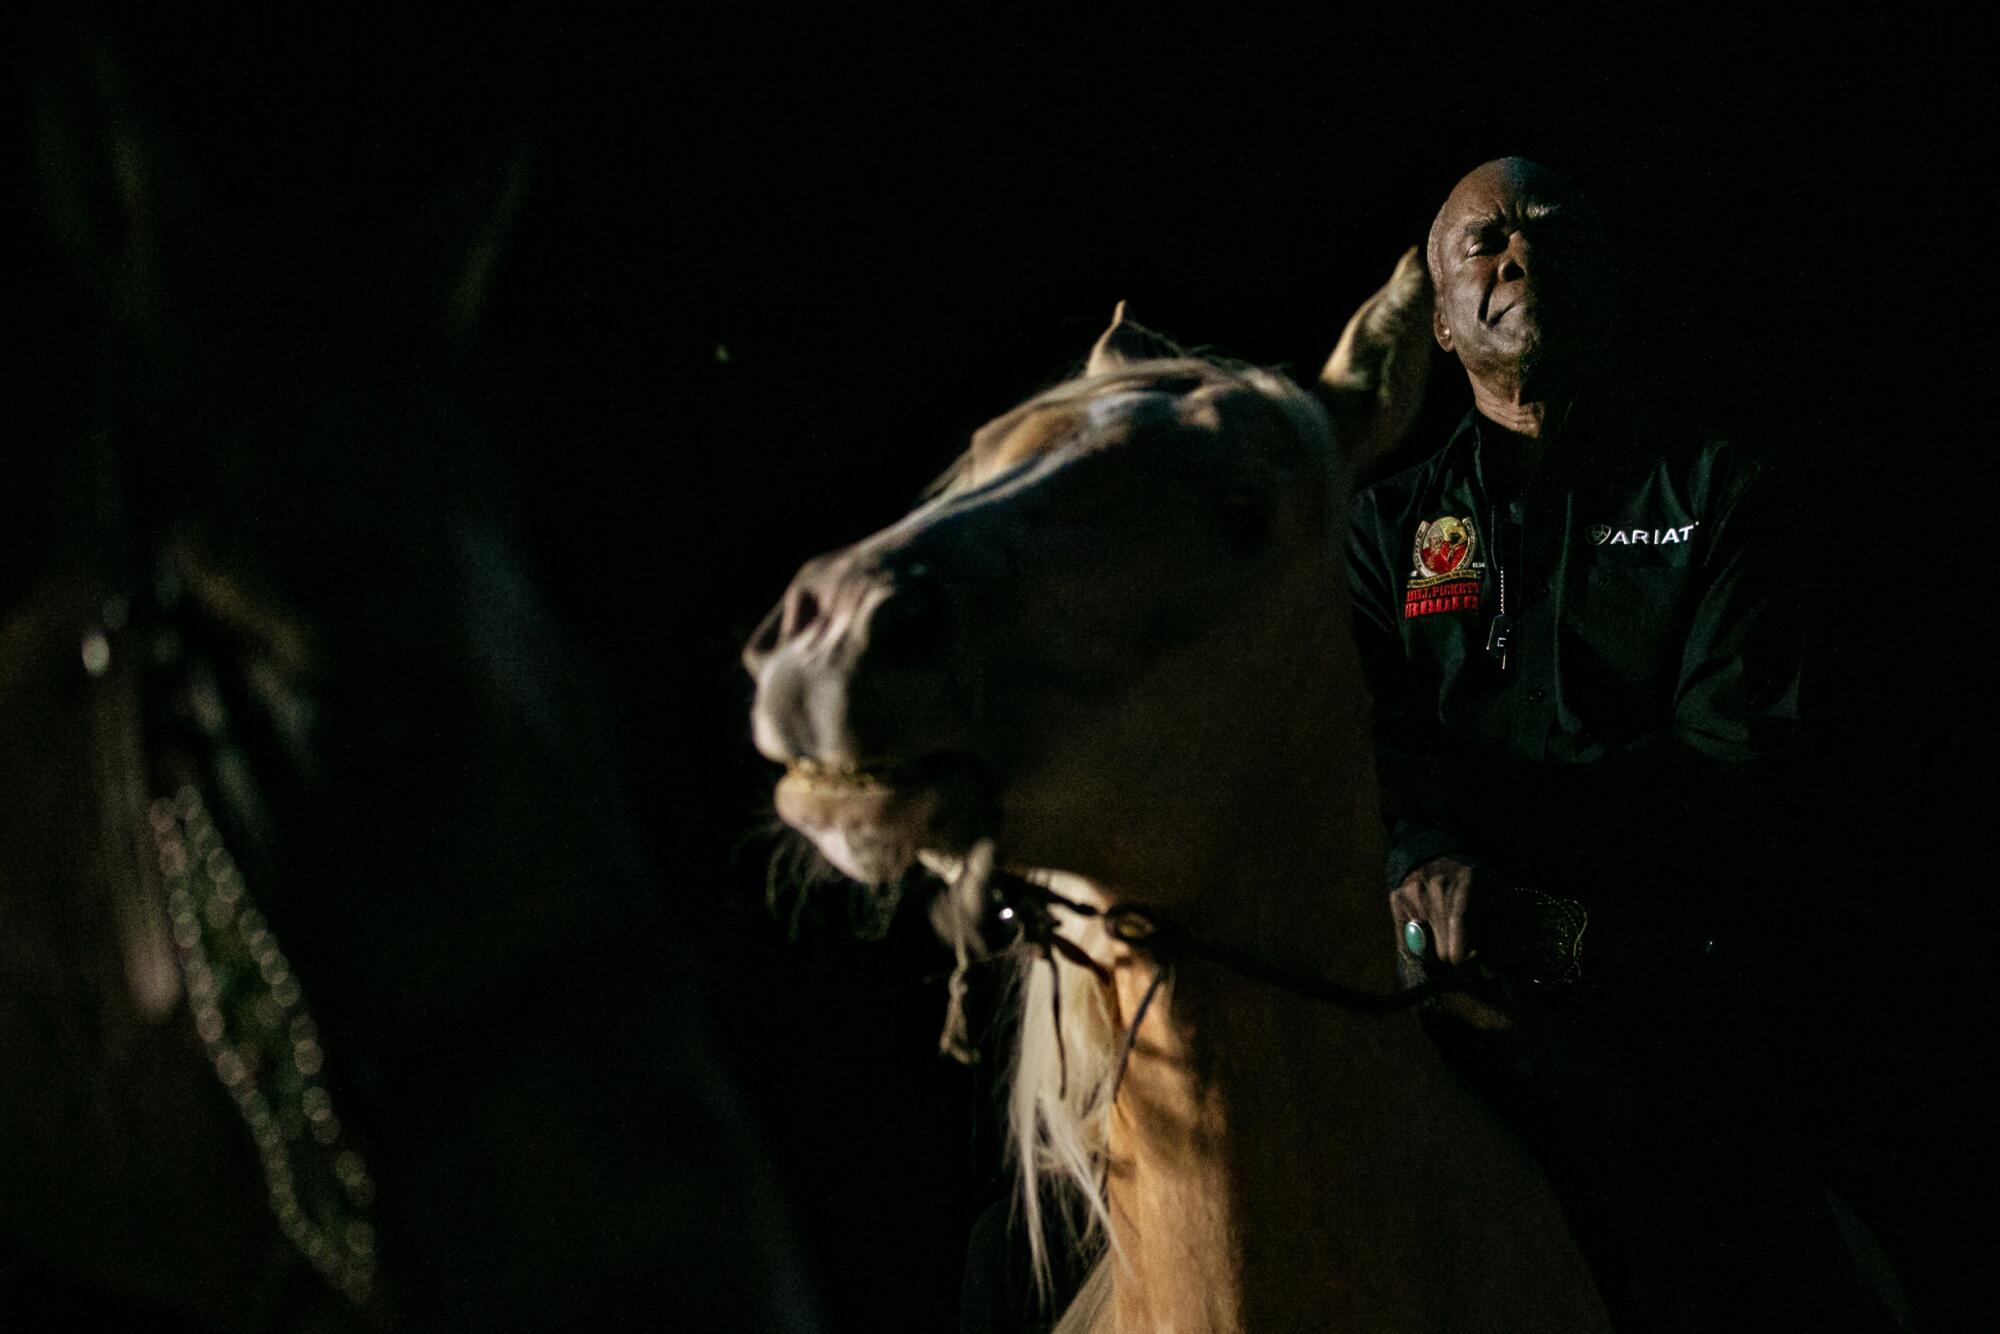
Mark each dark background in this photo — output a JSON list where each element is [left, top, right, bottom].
[[3, 6, 1990, 1330]]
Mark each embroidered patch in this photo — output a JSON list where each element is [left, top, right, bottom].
[[1410, 515, 1478, 578], [1403, 578, 1482, 619], [1403, 515, 1484, 619]]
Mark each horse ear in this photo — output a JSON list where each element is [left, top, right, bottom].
[[1085, 301, 1182, 375], [1317, 248, 1434, 469]]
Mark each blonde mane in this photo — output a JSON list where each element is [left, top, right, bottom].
[[995, 363, 1345, 1327]]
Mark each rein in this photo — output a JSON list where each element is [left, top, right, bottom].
[[994, 871, 1468, 1014], [928, 844, 1477, 1103]]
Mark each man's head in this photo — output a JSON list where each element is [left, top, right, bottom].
[[1426, 157, 1613, 398]]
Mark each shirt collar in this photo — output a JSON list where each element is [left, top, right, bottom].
[[1451, 385, 1630, 481]]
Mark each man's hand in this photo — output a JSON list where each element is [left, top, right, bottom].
[[1389, 855, 1478, 965]]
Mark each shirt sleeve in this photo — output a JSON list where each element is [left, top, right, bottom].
[[1665, 447, 1805, 761]]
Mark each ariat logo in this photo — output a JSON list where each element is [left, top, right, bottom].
[[1590, 522, 1697, 547]]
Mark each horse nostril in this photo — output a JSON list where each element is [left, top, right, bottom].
[[742, 578, 827, 675], [783, 586, 823, 640]]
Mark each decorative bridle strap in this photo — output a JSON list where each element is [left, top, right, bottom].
[[994, 872, 1468, 1015]]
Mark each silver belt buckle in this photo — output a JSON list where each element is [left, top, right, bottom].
[[1500, 886, 1589, 989]]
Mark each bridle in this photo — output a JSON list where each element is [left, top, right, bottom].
[[924, 820, 1488, 1104], [993, 869, 1471, 1015], [929, 849, 1481, 1109]]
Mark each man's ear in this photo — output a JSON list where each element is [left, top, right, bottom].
[[1318, 247, 1434, 473], [1432, 298, 1454, 353], [1085, 301, 1183, 376]]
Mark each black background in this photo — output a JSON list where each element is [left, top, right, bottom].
[[3, 6, 1991, 1330]]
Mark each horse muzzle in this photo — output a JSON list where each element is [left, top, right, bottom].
[[745, 547, 988, 881]]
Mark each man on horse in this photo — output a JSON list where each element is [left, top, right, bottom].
[[1346, 157, 1902, 1331]]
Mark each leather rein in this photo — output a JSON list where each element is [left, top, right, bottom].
[[992, 871, 1467, 1015]]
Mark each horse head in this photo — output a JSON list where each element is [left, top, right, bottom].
[[745, 252, 1430, 915]]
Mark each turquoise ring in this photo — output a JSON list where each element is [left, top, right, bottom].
[[1402, 920, 1430, 958]]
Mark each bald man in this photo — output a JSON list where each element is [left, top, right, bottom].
[[1351, 156, 1801, 968], [1347, 159, 1899, 1331]]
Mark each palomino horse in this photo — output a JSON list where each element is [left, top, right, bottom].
[[746, 256, 1611, 1332]]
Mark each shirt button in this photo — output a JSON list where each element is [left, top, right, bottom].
[[1527, 687, 1548, 702]]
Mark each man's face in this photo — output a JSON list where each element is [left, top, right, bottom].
[[1428, 160, 1613, 386]]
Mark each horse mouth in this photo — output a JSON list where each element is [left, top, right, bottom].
[[774, 754, 990, 884]]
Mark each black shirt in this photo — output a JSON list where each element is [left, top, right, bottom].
[[1347, 393, 1805, 931]]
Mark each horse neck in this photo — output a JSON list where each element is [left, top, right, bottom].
[[1089, 660, 1602, 1332], [1095, 740, 1421, 1331]]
